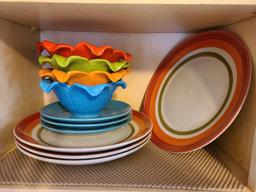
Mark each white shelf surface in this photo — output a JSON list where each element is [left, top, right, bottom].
[[0, 2, 256, 32]]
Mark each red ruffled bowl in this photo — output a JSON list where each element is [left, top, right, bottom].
[[36, 40, 132, 63]]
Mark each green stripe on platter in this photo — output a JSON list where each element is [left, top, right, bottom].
[[117, 122, 136, 144], [37, 123, 136, 147], [158, 52, 233, 135]]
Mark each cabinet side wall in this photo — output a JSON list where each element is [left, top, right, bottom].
[[217, 17, 256, 190], [0, 19, 43, 155]]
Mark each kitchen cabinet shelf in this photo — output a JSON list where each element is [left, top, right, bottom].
[[0, 1, 256, 32], [0, 1, 256, 192]]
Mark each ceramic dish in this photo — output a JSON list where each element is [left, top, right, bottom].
[[14, 110, 152, 153], [32, 123, 133, 148], [36, 40, 132, 62], [41, 100, 131, 123], [40, 79, 126, 115], [16, 139, 148, 165], [39, 54, 129, 72], [143, 31, 251, 153], [39, 69, 129, 86], [15, 133, 151, 160], [40, 114, 131, 128], [40, 118, 130, 134]]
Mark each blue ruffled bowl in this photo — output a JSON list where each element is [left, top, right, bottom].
[[40, 79, 126, 115]]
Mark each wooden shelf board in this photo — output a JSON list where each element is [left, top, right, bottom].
[[0, 2, 256, 32], [1, 0, 256, 5]]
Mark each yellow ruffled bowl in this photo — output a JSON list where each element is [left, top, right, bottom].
[[39, 69, 129, 86]]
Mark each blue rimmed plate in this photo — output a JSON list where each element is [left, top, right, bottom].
[[41, 118, 130, 134], [41, 100, 131, 123], [40, 113, 131, 128]]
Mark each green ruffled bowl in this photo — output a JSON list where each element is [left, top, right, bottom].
[[39, 54, 129, 73]]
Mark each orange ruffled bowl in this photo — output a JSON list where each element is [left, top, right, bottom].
[[39, 69, 129, 86], [36, 40, 132, 63]]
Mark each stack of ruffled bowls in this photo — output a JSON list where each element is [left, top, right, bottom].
[[14, 40, 152, 165], [38, 40, 131, 114]]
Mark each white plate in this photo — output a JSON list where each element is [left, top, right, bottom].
[[16, 138, 150, 165], [38, 123, 132, 147], [16, 133, 151, 160]]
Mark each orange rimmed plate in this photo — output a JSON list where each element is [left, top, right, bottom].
[[39, 69, 129, 86], [13, 110, 152, 153], [143, 31, 251, 153], [36, 40, 132, 63]]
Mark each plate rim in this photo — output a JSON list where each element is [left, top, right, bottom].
[[16, 139, 149, 165], [41, 100, 131, 123], [40, 118, 130, 134], [15, 133, 151, 160], [40, 113, 131, 128]]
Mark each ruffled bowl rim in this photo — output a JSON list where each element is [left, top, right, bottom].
[[39, 54, 129, 72], [36, 40, 132, 62], [40, 79, 127, 97], [39, 69, 130, 85]]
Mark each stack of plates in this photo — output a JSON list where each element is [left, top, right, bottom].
[[14, 100, 152, 165], [40, 100, 132, 135]]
